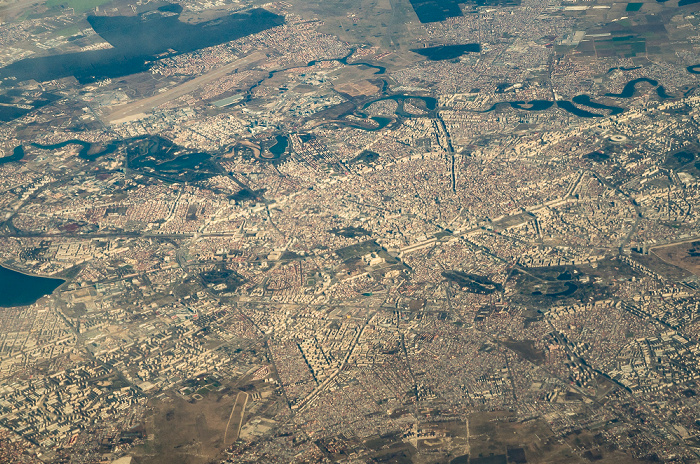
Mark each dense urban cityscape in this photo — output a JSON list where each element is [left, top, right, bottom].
[[0, 0, 700, 462]]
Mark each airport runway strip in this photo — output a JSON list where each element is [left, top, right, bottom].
[[106, 51, 267, 124]]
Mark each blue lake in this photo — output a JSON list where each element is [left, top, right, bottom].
[[0, 265, 64, 307]]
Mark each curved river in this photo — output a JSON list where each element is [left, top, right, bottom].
[[476, 76, 679, 118], [8, 64, 700, 159], [32, 140, 119, 161]]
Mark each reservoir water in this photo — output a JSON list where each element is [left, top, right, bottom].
[[269, 136, 289, 156], [0, 146, 25, 165], [571, 95, 624, 115], [0, 7, 284, 83], [0, 265, 64, 307], [411, 44, 481, 60]]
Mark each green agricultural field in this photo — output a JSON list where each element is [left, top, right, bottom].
[[45, 0, 112, 14], [56, 25, 81, 37]]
